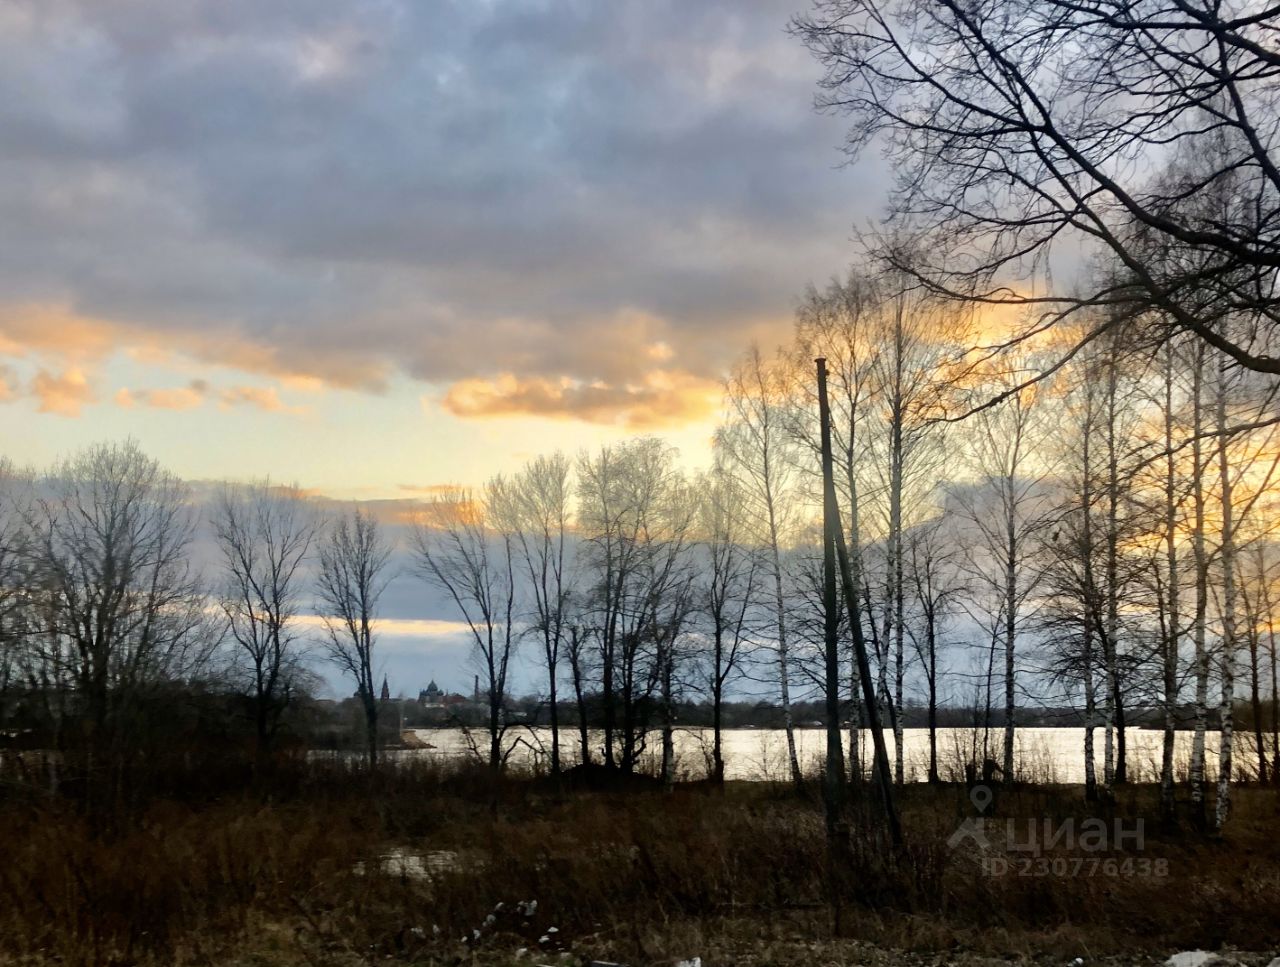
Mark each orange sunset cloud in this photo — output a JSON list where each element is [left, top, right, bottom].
[[440, 370, 720, 428]]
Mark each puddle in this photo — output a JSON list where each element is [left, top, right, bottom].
[[354, 848, 463, 881]]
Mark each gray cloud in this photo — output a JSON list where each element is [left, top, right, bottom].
[[0, 0, 884, 418]]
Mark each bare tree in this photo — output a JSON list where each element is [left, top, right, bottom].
[[212, 480, 316, 766], [1262, 555, 1280, 782], [316, 508, 391, 768], [863, 284, 967, 783], [1183, 339, 1214, 821], [794, 1, 1280, 375], [496, 454, 575, 775], [412, 485, 519, 774], [1095, 328, 1144, 787], [1238, 543, 1278, 786], [694, 461, 759, 784], [953, 358, 1057, 782], [0, 460, 31, 712], [28, 441, 214, 814], [1146, 334, 1194, 821], [1208, 343, 1280, 825], [904, 517, 963, 784], [1214, 347, 1240, 831], [790, 272, 878, 776], [1036, 350, 1114, 801], [576, 443, 643, 770], [720, 345, 803, 785], [577, 438, 694, 774]]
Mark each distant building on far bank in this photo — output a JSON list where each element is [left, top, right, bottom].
[[418, 680, 444, 707], [414, 680, 478, 723]]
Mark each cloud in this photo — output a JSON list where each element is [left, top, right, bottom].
[[0, 366, 17, 403], [113, 378, 306, 416], [218, 385, 306, 414], [291, 614, 473, 640], [31, 368, 94, 416], [398, 483, 465, 497], [0, 305, 119, 361], [0, 1, 881, 427], [115, 379, 209, 411], [0, 303, 387, 392], [441, 370, 720, 428]]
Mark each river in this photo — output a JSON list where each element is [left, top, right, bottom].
[[394, 725, 1264, 783]]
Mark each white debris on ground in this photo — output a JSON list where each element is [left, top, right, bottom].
[[351, 847, 462, 880], [1166, 953, 1241, 967]]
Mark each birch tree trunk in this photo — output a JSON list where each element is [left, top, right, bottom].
[[1003, 487, 1017, 784], [1160, 342, 1181, 823], [1190, 344, 1210, 826], [889, 394, 905, 785], [1247, 612, 1268, 784], [771, 534, 802, 786], [1269, 613, 1279, 782], [1215, 351, 1237, 831], [1080, 394, 1099, 802], [1084, 622, 1098, 801], [1103, 347, 1122, 787]]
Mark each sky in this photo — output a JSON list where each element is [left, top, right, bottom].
[[0, 0, 887, 500]]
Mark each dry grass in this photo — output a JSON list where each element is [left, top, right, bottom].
[[1, 762, 1278, 966]]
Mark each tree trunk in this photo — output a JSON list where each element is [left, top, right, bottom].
[[712, 618, 726, 784], [489, 686, 502, 775], [603, 598, 618, 769], [928, 626, 939, 784], [1215, 351, 1237, 832], [660, 650, 675, 790], [1114, 684, 1127, 785], [889, 413, 905, 785], [845, 420, 864, 789], [1003, 495, 1017, 784], [1084, 621, 1098, 802], [1190, 344, 1209, 827], [712, 665, 725, 785], [1103, 345, 1124, 788], [1248, 627, 1268, 784], [364, 699, 378, 769], [849, 686, 863, 786], [1079, 380, 1098, 803], [548, 672, 561, 775], [569, 631, 591, 768], [1270, 621, 1279, 783], [770, 540, 801, 786], [1160, 343, 1180, 825]]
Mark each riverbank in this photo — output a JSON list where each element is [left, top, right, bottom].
[[1, 764, 1277, 965]]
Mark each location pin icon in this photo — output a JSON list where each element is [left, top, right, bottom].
[[970, 784, 993, 814]]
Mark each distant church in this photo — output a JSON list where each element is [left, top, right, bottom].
[[417, 676, 481, 709], [418, 680, 445, 708]]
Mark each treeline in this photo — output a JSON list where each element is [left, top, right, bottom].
[[2, 264, 1280, 828], [2, 277, 1276, 834], [411, 269, 1280, 833]]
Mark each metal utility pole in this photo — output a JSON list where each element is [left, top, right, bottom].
[[817, 357, 848, 828], [816, 357, 903, 848]]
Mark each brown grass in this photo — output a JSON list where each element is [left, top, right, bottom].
[[1, 763, 1278, 966]]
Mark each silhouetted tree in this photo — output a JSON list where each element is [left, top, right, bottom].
[[317, 508, 391, 768]]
